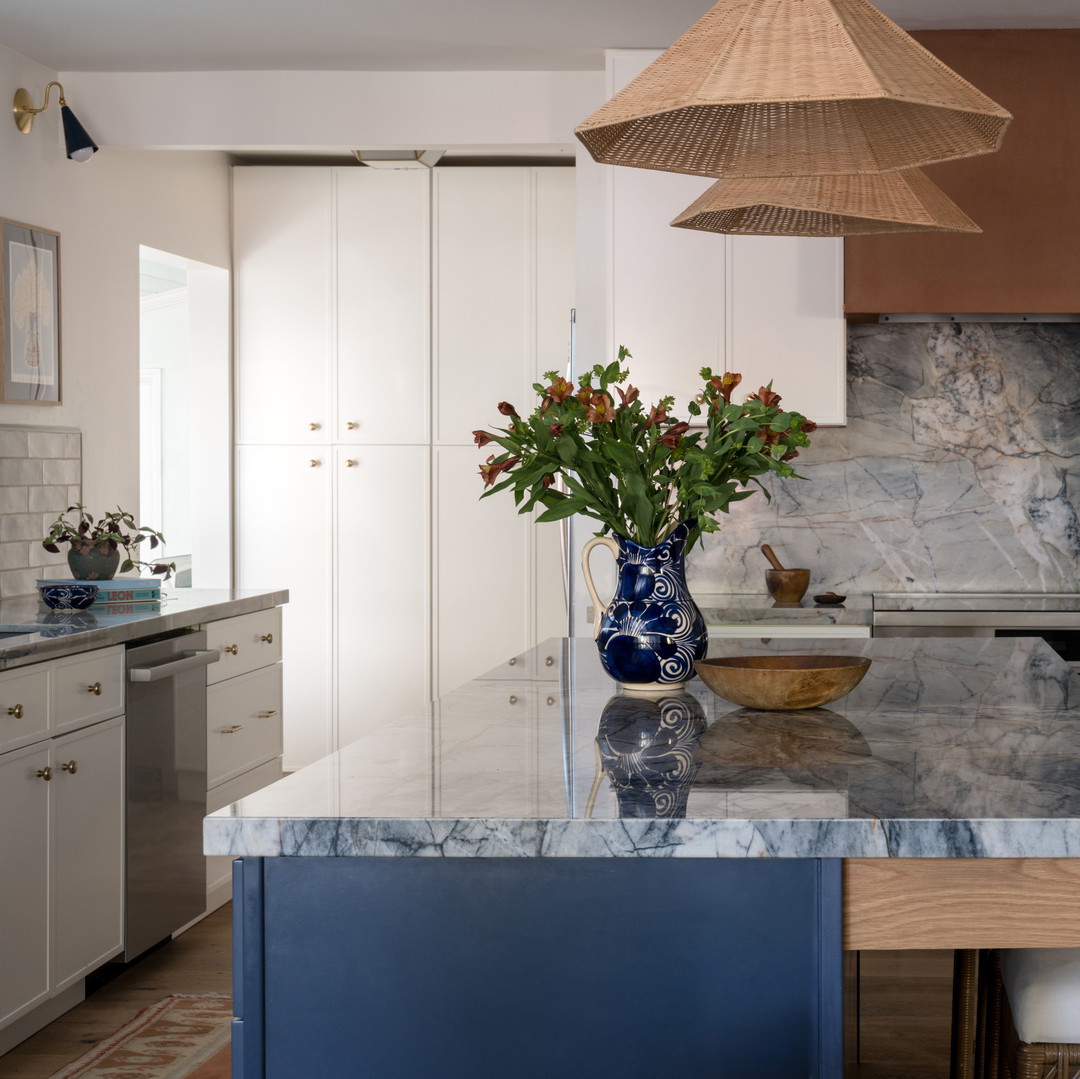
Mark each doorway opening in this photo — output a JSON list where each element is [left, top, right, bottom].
[[139, 247, 230, 588]]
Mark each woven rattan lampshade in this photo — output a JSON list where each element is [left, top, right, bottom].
[[670, 168, 982, 236], [575, 0, 1012, 179]]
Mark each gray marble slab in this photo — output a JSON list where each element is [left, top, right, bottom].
[[0, 586, 289, 668], [206, 634, 1080, 860], [697, 593, 872, 626]]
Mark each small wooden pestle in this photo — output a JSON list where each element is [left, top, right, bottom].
[[761, 544, 786, 571]]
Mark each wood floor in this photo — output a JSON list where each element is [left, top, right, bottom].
[[0, 905, 231, 1079], [0, 910, 952, 1079]]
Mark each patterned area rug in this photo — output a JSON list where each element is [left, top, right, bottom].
[[50, 996, 231, 1079]]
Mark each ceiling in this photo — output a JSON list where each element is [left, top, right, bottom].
[[1, 0, 1078, 73]]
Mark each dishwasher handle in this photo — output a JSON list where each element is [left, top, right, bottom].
[[128, 649, 221, 682]]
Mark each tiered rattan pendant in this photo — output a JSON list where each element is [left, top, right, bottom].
[[671, 168, 982, 236], [575, 0, 1012, 180]]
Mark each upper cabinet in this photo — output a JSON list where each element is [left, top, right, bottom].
[[845, 30, 1080, 318], [576, 50, 846, 426]]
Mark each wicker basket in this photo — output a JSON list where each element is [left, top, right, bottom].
[[575, 0, 1012, 179], [670, 167, 981, 235]]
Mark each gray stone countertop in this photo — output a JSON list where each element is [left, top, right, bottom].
[[0, 586, 289, 669], [695, 593, 872, 626], [206, 634, 1080, 861]]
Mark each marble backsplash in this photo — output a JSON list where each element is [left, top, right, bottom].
[[688, 322, 1080, 597]]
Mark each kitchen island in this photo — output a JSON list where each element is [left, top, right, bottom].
[[207, 634, 1080, 1079]]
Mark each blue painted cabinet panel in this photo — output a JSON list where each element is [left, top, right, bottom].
[[234, 857, 843, 1079]]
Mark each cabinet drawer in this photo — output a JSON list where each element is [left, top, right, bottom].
[[0, 666, 49, 753], [205, 609, 282, 684], [50, 647, 123, 736], [207, 664, 283, 787]]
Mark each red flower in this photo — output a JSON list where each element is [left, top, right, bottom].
[[576, 386, 593, 405], [478, 454, 520, 486], [549, 423, 563, 438], [542, 474, 556, 488], [780, 450, 800, 462], [497, 401, 518, 417], [616, 384, 639, 406], [802, 420, 818, 434], [710, 372, 742, 403], [658, 421, 691, 450], [747, 386, 782, 409], [547, 377, 574, 403], [645, 402, 668, 429], [586, 393, 615, 424], [473, 430, 493, 447]]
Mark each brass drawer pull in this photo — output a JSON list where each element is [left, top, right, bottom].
[[36, 766, 52, 781], [220, 724, 244, 735], [309, 422, 321, 431], [345, 459, 357, 467], [87, 681, 102, 696], [257, 710, 279, 719], [260, 633, 274, 644], [545, 656, 555, 667], [508, 657, 517, 666], [546, 696, 555, 706], [223, 644, 239, 655], [508, 695, 518, 704], [346, 421, 358, 430], [60, 760, 78, 774], [7, 704, 23, 719], [310, 459, 321, 468]]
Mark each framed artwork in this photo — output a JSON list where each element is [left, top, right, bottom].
[[0, 219, 61, 405]]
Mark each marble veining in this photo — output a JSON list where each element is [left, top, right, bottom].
[[206, 635, 1080, 860], [687, 323, 1080, 597]]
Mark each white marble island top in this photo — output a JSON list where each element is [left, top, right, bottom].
[[206, 634, 1080, 860]]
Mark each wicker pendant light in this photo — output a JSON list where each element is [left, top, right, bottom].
[[670, 168, 981, 236], [575, 0, 1012, 179]]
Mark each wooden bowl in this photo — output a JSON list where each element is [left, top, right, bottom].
[[695, 655, 872, 711], [765, 568, 810, 603]]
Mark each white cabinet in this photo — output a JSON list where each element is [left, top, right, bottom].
[[578, 50, 846, 426], [203, 607, 284, 910], [235, 165, 574, 763], [0, 648, 124, 1038]]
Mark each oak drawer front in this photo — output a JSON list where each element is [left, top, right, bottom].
[[50, 647, 124, 735], [207, 664, 283, 787], [205, 609, 282, 685], [0, 667, 49, 753]]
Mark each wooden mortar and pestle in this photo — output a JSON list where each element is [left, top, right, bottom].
[[761, 544, 810, 605]]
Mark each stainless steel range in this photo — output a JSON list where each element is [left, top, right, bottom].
[[873, 593, 1080, 667]]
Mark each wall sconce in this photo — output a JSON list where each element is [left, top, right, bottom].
[[13, 81, 98, 162]]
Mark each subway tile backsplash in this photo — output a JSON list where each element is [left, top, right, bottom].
[[0, 426, 80, 598]]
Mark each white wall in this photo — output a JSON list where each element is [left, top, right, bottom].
[[0, 43, 231, 517]]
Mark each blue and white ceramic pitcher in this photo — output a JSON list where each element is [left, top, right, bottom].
[[580, 521, 708, 691]]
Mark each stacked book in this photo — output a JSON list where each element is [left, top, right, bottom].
[[37, 578, 164, 617]]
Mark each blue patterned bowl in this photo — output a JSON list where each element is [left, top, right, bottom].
[[38, 583, 99, 610]]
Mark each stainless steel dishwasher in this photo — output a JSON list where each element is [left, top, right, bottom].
[[123, 630, 219, 960]]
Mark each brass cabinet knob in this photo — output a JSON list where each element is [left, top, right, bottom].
[[345, 459, 358, 468], [309, 422, 321, 431], [346, 421, 358, 430], [220, 724, 244, 735], [310, 459, 321, 468], [508, 695, 518, 704], [260, 633, 274, 644], [257, 710, 279, 719], [87, 681, 102, 696], [223, 644, 239, 655], [7, 704, 23, 719], [545, 656, 554, 667], [36, 766, 52, 781], [508, 657, 517, 666], [546, 696, 555, 706], [60, 760, 78, 774]]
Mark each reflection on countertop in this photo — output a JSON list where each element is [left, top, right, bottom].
[[207, 634, 1080, 860]]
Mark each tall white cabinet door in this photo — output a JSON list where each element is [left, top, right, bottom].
[[434, 169, 533, 445], [605, 51, 727, 411], [335, 445, 430, 746], [436, 446, 532, 696], [728, 237, 846, 424], [0, 742, 49, 1027], [234, 167, 333, 444], [237, 445, 333, 769], [50, 716, 123, 993], [336, 169, 431, 445]]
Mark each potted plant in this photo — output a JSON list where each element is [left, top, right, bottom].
[[473, 347, 816, 689], [42, 503, 177, 581]]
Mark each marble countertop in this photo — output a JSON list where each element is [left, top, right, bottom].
[[0, 586, 289, 669], [696, 593, 872, 626], [206, 633, 1080, 860]]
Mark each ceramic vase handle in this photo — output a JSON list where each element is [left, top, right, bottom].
[[580, 536, 620, 640]]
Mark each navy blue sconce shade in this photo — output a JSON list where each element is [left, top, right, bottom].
[[61, 105, 98, 162]]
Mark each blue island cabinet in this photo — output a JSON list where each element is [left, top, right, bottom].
[[232, 856, 843, 1079]]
